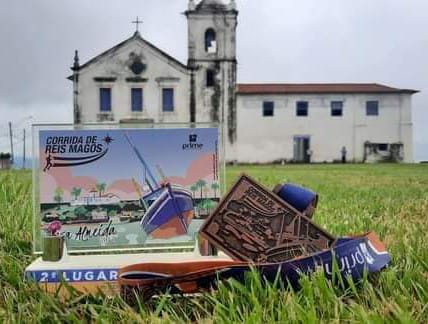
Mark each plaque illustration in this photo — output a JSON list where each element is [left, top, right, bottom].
[[38, 127, 220, 252]]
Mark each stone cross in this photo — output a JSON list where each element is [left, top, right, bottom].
[[132, 17, 143, 32]]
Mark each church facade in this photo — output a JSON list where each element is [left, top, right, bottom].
[[69, 0, 417, 163]]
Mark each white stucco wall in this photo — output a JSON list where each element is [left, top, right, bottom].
[[236, 93, 413, 163], [76, 36, 191, 124]]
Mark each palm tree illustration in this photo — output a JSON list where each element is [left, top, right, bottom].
[[53, 187, 64, 204], [211, 182, 219, 198], [96, 182, 106, 197], [71, 187, 82, 200], [190, 185, 198, 199], [196, 179, 207, 199]]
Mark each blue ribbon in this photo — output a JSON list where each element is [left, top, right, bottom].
[[119, 233, 391, 298], [274, 183, 318, 216]]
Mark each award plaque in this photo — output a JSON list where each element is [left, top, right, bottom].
[[32, 123, 224, 254]]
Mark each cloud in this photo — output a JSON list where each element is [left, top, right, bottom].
[[0, 0, 427, 160]]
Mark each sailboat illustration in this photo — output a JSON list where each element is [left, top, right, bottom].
[[125, 132, 194, 239]]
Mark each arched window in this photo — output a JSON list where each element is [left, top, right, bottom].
[[205, 28, 216, 53]]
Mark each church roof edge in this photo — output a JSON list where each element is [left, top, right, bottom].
[[67, 32, 189, 79]]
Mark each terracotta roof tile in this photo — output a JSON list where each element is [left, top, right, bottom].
[[237, 83, 418, 95]]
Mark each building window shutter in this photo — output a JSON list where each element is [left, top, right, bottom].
[[99, 88, 111, 112], [331, 101, 343, 116], [296, 101, 309, 116], [131, 88, 143, 111], [366, 101, 379, 116], [162, 88, 174, 112], [263, 101, 274, 117]]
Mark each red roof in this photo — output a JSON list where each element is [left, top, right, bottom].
[[237, 83, 418, 95]]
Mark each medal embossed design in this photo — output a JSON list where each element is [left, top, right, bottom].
[[200, 174, 335, 262]]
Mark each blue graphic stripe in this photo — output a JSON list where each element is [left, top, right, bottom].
[[53, 149, 108, 167], [53, 151, 105, 161]]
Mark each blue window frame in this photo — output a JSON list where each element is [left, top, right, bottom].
[[131, 88, 143, 112], [263, 101, 274, 117], [99, 88, 111, 112], [366, 101, 379, 116], [296, 101, 308, 117], [331, 101, 343, 117], [162, 88, 174, 112]]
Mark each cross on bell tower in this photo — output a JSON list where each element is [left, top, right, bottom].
[[132, 16, 143, 33]]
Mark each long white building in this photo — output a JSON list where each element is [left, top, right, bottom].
[[69, 0, 418, 163], [236, 84, 416, 163]]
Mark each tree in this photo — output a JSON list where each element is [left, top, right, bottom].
[[190, 185, 198, 198], [71, 187, 82, 200], [196, 179, 207, 199], [211, 182, 220, 198], [74, 206, 88, 219], [0, 153, 11, 169], [96, 182, 106, 197], [53, 187, 63, 204]]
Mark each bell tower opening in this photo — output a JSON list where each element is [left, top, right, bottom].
[[205, 28, 217, 53]]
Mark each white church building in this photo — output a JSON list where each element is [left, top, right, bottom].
[[69, 0, 418, 163]]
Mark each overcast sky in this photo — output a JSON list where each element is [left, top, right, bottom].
[[0, 0, 427, 161]]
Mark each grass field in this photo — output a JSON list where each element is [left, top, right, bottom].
[[1, 164, 428, 323]]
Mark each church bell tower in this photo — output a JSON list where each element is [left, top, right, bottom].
[[186, 0, 238, 150]]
